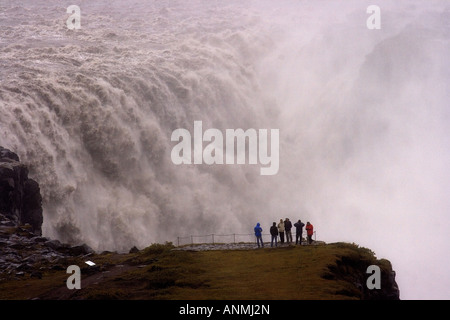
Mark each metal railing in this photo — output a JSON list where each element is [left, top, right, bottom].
[[176, 231, 316, 246]]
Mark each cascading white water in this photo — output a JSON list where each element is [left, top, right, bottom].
[[1, 0, 449, 299], [1, 0, 287, 250]]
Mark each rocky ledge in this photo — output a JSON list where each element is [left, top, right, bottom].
[[173, 240, 327, 251], [0, 146, 43, 235], [0, 147, 94, 280], [0, 213, 94, 279]]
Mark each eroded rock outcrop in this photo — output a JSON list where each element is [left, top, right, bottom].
[[322, 243, 400, 300], [0, 146, 43, 235], [0, 147, 94, 280], [0, 212, 94, 279]]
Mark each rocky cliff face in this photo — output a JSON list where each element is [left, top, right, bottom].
[[0, 147, 93, 281], [0, 146, 43, 235], [0, 147, 95, 280], [322, 243, 400, 300]]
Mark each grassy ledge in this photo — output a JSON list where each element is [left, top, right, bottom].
[[0, 242, 397, 300]]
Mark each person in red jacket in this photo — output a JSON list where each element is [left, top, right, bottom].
[[306, 222, 314, 244]]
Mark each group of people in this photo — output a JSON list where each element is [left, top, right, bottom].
[[253, 219, 314, 248]]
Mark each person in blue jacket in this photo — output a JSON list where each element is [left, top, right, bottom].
[[254, 222, 264, 248]]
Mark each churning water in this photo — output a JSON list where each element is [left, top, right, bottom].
[[1, 0, 449, 298]]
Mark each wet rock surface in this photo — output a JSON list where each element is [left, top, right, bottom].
[[0, 147, 95, 280], [0, 213, 94, 280], [0, 146, 43, 235]]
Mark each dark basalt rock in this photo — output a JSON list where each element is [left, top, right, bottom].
[[0, 146, 43, 235], [0, 147, 95, 280], [129, 245, 140, 253], [0, 212, 95, 279], [0, 147, 20, 162]]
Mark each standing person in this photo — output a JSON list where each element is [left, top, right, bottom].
[[306, 222, 314, 244], [277, 219, 285, 244], [294, 219, 305, 245], [254, 222, 264, 248], [270, 222, 278, 247], [284, 218, 293, 244]]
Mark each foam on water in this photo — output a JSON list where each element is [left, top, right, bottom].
[[1, 0, 449, 299]]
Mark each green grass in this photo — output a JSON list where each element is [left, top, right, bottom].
[[0, 242, 392, 300]]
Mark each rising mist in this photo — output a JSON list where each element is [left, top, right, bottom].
[[0, 0, 449, 299]]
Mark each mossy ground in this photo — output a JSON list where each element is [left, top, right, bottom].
[[0, 242, 389, 300]]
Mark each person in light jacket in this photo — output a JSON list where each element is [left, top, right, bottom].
[[277, 219, 285, 244]]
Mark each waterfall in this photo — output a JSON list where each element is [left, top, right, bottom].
[[1, 0, 449, 299]]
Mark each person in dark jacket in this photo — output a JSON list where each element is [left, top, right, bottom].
[[284, 218, 293, 244], [294, 220, 305, 245], [254, 222, 264, 248], [270, 222, 278, 247]]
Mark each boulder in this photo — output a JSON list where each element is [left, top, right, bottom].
[[0, 147, 19, 162], [44, 239, 65, 250], [129, 246, 140, 253], [69, 243, 95, 256]]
